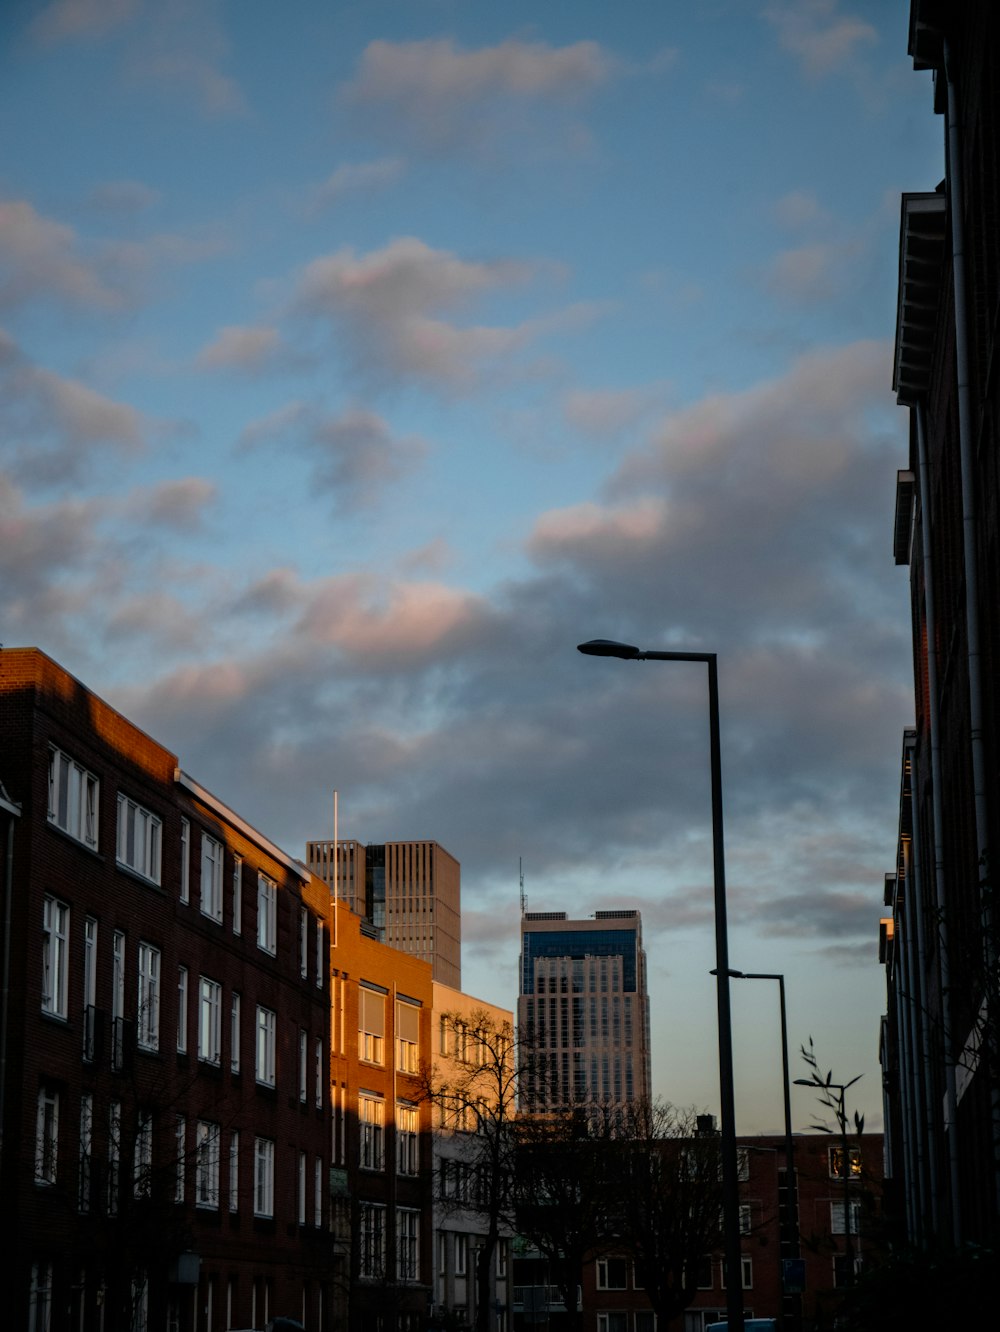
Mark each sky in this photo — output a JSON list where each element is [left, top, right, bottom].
[[1, 0, 943, 1134]]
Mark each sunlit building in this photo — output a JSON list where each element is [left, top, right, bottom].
[[517, 909, 651, 1110]]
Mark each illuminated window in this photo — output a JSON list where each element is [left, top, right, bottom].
[[359, 1095, 385, 1170]]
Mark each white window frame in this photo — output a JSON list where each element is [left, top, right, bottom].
[[198, 977, 222, 1065], [201, 834, 224, 923], [314, 1155, 323, 1227], [396, 1102, 419, 1176], [134, 1112, 152, 1198], [299, 1029, 308, 1102], [829, 1145, 862, 1179], [397, 1208, 419, 1282], [232, 856, 242, 935], [299, 906, 308, 978], [396, 1000, 419, 1074], [359, 1202, 386, 1279], [83, 916, 98, 1059], [359, 987, 385, 1065], [298, 1150, 307, 1225], [596, 1257, 628, 1291], [116, 793, 162, 883], [831, 1198, 862, 1235], [79, 1093, 93, 1212], [180, 818, 190, 904], [231, 992, 241, 1073], [254, 1137, 274, 1217], [455, 1232, 467, 1277], [107, 1101, 121, 1214], [29, 1262, 53, 1332], [315, 1037, 323, 1109], [175, 1116, 186, 1202], [229, 1130, 240, 1212], [359, 1094, 385, 1171], [48, 745, 99, 849], [257, 874, 277, 954], [316, 920, 325, 988], [256, 1006, 276, 1086], [137, 942, 160, 1051], [177, 966, 188, 1054], [35, 1087, 59, 1185], [196, 1120, 220, 1210], [41, 896, 69, 1019]]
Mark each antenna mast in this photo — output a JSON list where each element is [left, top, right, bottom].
[[519, 857, 525, 916]]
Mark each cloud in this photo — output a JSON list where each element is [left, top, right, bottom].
[[763, 237, 864, 304], [292, 237, 544, 389], [122, 477, 216, 531], [763, 0, 878, 79], [197, 325, 283, 373], [86, 179, 162, 215], [0, 200, 125, 311], [340, 36, 616, 155], [314, 158, 406, 208], [772, 190, 830, 230], [31, 0, 139, 45], [240, 401, 428, 512], [562, 384, 670, 438]]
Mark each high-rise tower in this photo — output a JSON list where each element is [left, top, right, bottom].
[[518, 909, 651, 1110]]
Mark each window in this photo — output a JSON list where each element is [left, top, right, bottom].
[[359, 987, 385, 1064], [738, 1147, 750, 1181], [497, 1238, 509, 1277], [116, 794, 161, 883], [298, 1151, 307, 1224], [396, 1103, 419, 1176], [198, 977, 222, 1064], [359, 1203, 386, 1279], [831, 1199, 862, 1235], [314, 1156, 323, 1227], [175, 1116, 186, 1202], [137, 943, 160, 1051], [231, 992, 241, 1073], [740, 1203, 753, 1235], [254, 1137, 274, 1217], [397, 1208, 419, 1281], [79, 1094, 93, 1211], [108, 1101, 121, 1214], [315, 1037, 323, 1109], [48, 745, 99, 848], [83, 916, 98, 1060], [597, 1257, 628, 1290], [229, 1130, 240, 1212], [455, 1232, 468, 1276], [696, 1256, 713, 1289], [41, 896, 69, 1018], [597, 1317, 627, 1332], [359, 1094, 385, 1170], [829, 1145, 862, 1179], [35, 1088, 59, 1184], [299, 1029, 308, 1102], [232, 857, 242, 935], [177, 967, 188, 1053], [722, 1256, 753, 1290], [299, 907, 308, 978], [201, 834, 224, 922], [134, 1112, 152, 1197], [256, 1007, 276, 1086], [180, 819, 190, 903], [29, 1262, 53, 1332], [257, 874, 277, 954], [437, 1232, 448, 1276], [316, 920, 325, 987], [111, 930, 126, 1069], [396, 1000, 419, 1074], [196, 1121, 220, 1208]]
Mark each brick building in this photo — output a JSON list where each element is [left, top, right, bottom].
[[885, 0, 1000, 1246], [0, 647, 334, 1332]]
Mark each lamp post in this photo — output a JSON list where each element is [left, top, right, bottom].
[[727, 970, 799, 1330], [795, 1076, 856, 1289], [577, 638, 743, 1332]]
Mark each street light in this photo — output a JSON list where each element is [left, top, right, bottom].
[[577, 638, 744, 1332]]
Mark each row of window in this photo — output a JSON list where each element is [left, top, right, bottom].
[[358, 1204, 421, 1281], [437, 1232, 508, 1279], [35, 1087, 313, 1222], [48, 746, 326, 979], [359, 987, 422, 1073], [359, 1095, 420, 1174]]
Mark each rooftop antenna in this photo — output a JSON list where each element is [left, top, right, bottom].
[[519, 857, 525, 916]]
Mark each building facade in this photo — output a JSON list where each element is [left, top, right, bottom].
[[884, 0, 1000, 1248], [308, 839, 462, 989], [0, 648, 334, 1332], [517, 911, 651, 1111]]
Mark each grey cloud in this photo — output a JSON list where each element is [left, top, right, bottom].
[[762, 1, 878, 80], [31, 0, 139, 45]]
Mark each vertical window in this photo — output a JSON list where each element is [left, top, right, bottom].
[[134, 1112, 152, 1198], [359, 987, 385, 1064], [136, 943, 160, 1051], [78, 1094, 93, 1211], [299, 907, 308, 978], [396, 1103, 419, 1176], [831, 1199, 862, 1234], [359, 1203, 386, 1279], [198, 977, 222, 1064], [455, 1233, 467, 1277], [196, 1121, 220, 1209], [180, 818, 190, 904], [48, 745, 99, 848], [830, 1145, 863, 1179], [35, 1088, 59, 1184], [175, 1116, 186, 1202], [254, 1137, 274, 1217], [299, 1030, 308, 1102], [229, 1130, 240, 1212], [256, 1006, 276, 1086], [177, 967, 188, 1054], [314, 1156, 323, 1227], [201, 834, 224, 922], [396, 1000, 419, 1074], [298, 1151, 307, 1225], [359, 1095, 385, 1170], [108, 1101, 121, 1214], [397, 1209, 419, 1281], [740, 1203, 752, 1235], [257, 874, 277, 954], [111, 930, 126, 1069], [83, 916, 98, 1059], [116, 794, 162, 883], [315, 1037, 323, 1109], [231, 992, 241, 1073], [232, 857, 242, 935], [29, 1262, 53, 1332], [41, 896, 69, 1018], [316, 921, 325, 988]]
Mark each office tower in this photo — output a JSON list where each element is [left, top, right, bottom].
[[518, 909, 651, 1110], [307, 838, 461, 988]]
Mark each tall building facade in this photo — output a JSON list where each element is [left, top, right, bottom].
[[517, 910, 651, 1110], [307, 838, 462, 989], [884, 0, 1000, 1247]]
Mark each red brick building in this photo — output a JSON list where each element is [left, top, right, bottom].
[[0, 648, 334, 1332]]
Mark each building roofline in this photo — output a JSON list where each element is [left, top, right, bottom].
[[175, 768, 309, 881]]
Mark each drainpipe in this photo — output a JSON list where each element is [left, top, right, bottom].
[[915, 400, 961, 1243], [943, 38, 999, 1221]]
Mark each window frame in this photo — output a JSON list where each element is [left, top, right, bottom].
[[359, 1094, 385, 1171], [256, 1006, 276, 1087], [41, 896, 70, 1019], [48, 745, 99, 849], [136, 942, 160, 1052], [254, 1136, 274, 1217], [200, 834, 224, 923], [257, 873, 277, 955], [198, 976, 222, 1065], [35, 1087, 59, 1185], [116, 793, 162, 884]]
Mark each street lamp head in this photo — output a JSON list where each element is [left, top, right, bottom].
[[577, 639, 641, 660]]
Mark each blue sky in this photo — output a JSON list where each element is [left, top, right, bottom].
[[1, 0, 942, 1132]]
